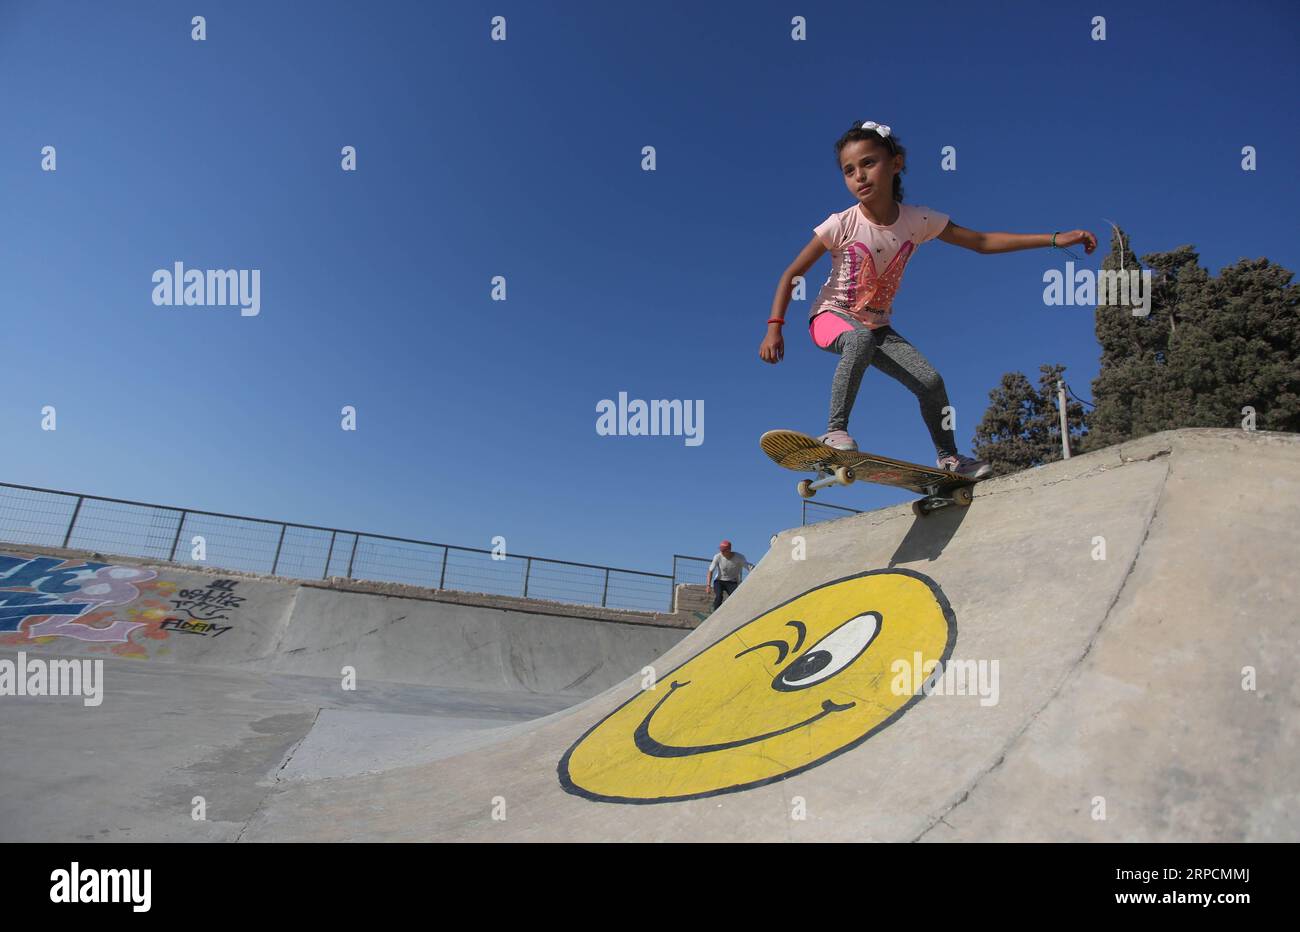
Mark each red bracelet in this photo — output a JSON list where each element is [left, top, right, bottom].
[[767, 318, 785, 326]]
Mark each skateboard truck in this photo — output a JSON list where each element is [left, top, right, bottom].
[[797, 461, 974, 518], [909, 481, 974, 517], [797, 463, 857, 498]]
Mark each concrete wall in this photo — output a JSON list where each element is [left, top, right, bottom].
[[672, 583, 714, 617], [257, 585, 685, 695], [0, 546, 686, 696]]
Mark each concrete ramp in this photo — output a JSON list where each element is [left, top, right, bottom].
[[237, 428, 1300, 841], [0, 546, 686, 840]]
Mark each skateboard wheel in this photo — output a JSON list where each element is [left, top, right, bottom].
[[952, 485, 974, 506], [911, 500, 929, 518], [797, 479, 815, 499], [835, 466, 855, 485]]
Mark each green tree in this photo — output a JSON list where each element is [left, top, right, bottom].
[[1080, 226, 1175, 450], [1082, 228, 1299, 450], [972, 364, 1088, 473], [1164, 256, 1300, 432]]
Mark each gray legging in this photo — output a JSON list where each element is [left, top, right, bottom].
[[817, 310, 957, 459]]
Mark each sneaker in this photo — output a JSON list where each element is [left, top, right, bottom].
[[817, 430, 858, 451], [936, 453, 992, 480]]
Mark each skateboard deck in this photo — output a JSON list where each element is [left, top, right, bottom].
[[760, 429, 987, 516]]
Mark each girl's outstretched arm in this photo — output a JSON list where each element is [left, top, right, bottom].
[[760, 235, 828, 364], [937, 221, 1097, 255]]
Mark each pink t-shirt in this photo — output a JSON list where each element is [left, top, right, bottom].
[[809, 202, 950, 329]]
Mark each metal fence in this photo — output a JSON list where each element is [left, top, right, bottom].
[[802, 500, 862, 525], [671, 554, 711, 590], [0, 481, 705, 614]]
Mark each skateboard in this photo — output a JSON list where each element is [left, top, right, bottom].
[[759, 429, 988, 517]]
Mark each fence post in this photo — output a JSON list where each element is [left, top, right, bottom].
[[438, 545, 449, 589], [323, 531, 337, 579], [271, 523, 287, 576], [168, 510, 188, 561], [62, 496, 85, 549], [601, 568, 610, 607], [523, 557, 532, 598], [346, 535, 359, 578]]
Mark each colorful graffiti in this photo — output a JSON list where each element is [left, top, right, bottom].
[[558, 569, 956, 803], [0, 552, 243, 658], [0, 555, 157, 641]]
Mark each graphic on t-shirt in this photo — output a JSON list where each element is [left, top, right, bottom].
[[810, 204, 948, 329], [848, 239, 915, 320]]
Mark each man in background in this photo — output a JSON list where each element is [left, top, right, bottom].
[[706, 539, 748, 609]]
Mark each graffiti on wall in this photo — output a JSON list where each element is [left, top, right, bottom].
[[158, 578, 244, 638], [0, 552, 244, 658], [0, 555, 158, 641], [558, 569, 957, 803]]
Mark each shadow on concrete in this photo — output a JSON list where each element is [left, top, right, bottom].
[[888, 504, 970, 564]]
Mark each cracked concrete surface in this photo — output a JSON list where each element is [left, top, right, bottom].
[[3, 428, 1294, 842], [234, 429, 1300, 841]]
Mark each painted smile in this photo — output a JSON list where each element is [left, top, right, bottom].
[[632, 680, 856, 758], [558, 569, 957, 803]]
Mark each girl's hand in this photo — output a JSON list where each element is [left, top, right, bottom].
[[1057, 229, 1098, 254], [759, 329, 784, 364]]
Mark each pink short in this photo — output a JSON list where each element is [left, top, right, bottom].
[[809, 311, 857, 349]]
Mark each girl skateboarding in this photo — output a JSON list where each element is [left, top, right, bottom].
[[758, 120, 1097, 478]]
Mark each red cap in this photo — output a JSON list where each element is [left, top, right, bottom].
[[719, 540, 732, 549]]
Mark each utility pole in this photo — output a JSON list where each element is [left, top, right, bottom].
[[1057, 380, 1071, 460]]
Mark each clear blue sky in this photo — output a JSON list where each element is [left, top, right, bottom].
[[3, 0, 1297, 578]]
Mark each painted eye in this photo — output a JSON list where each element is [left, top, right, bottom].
[[772, 612, 881, 691]]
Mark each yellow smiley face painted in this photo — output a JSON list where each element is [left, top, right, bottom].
[[558, 568, 955, 803]]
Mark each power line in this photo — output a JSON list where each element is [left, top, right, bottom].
[[1064, 381, 1096, 408]]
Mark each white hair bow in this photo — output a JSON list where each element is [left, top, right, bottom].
[[859, 120, 892, 138]]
